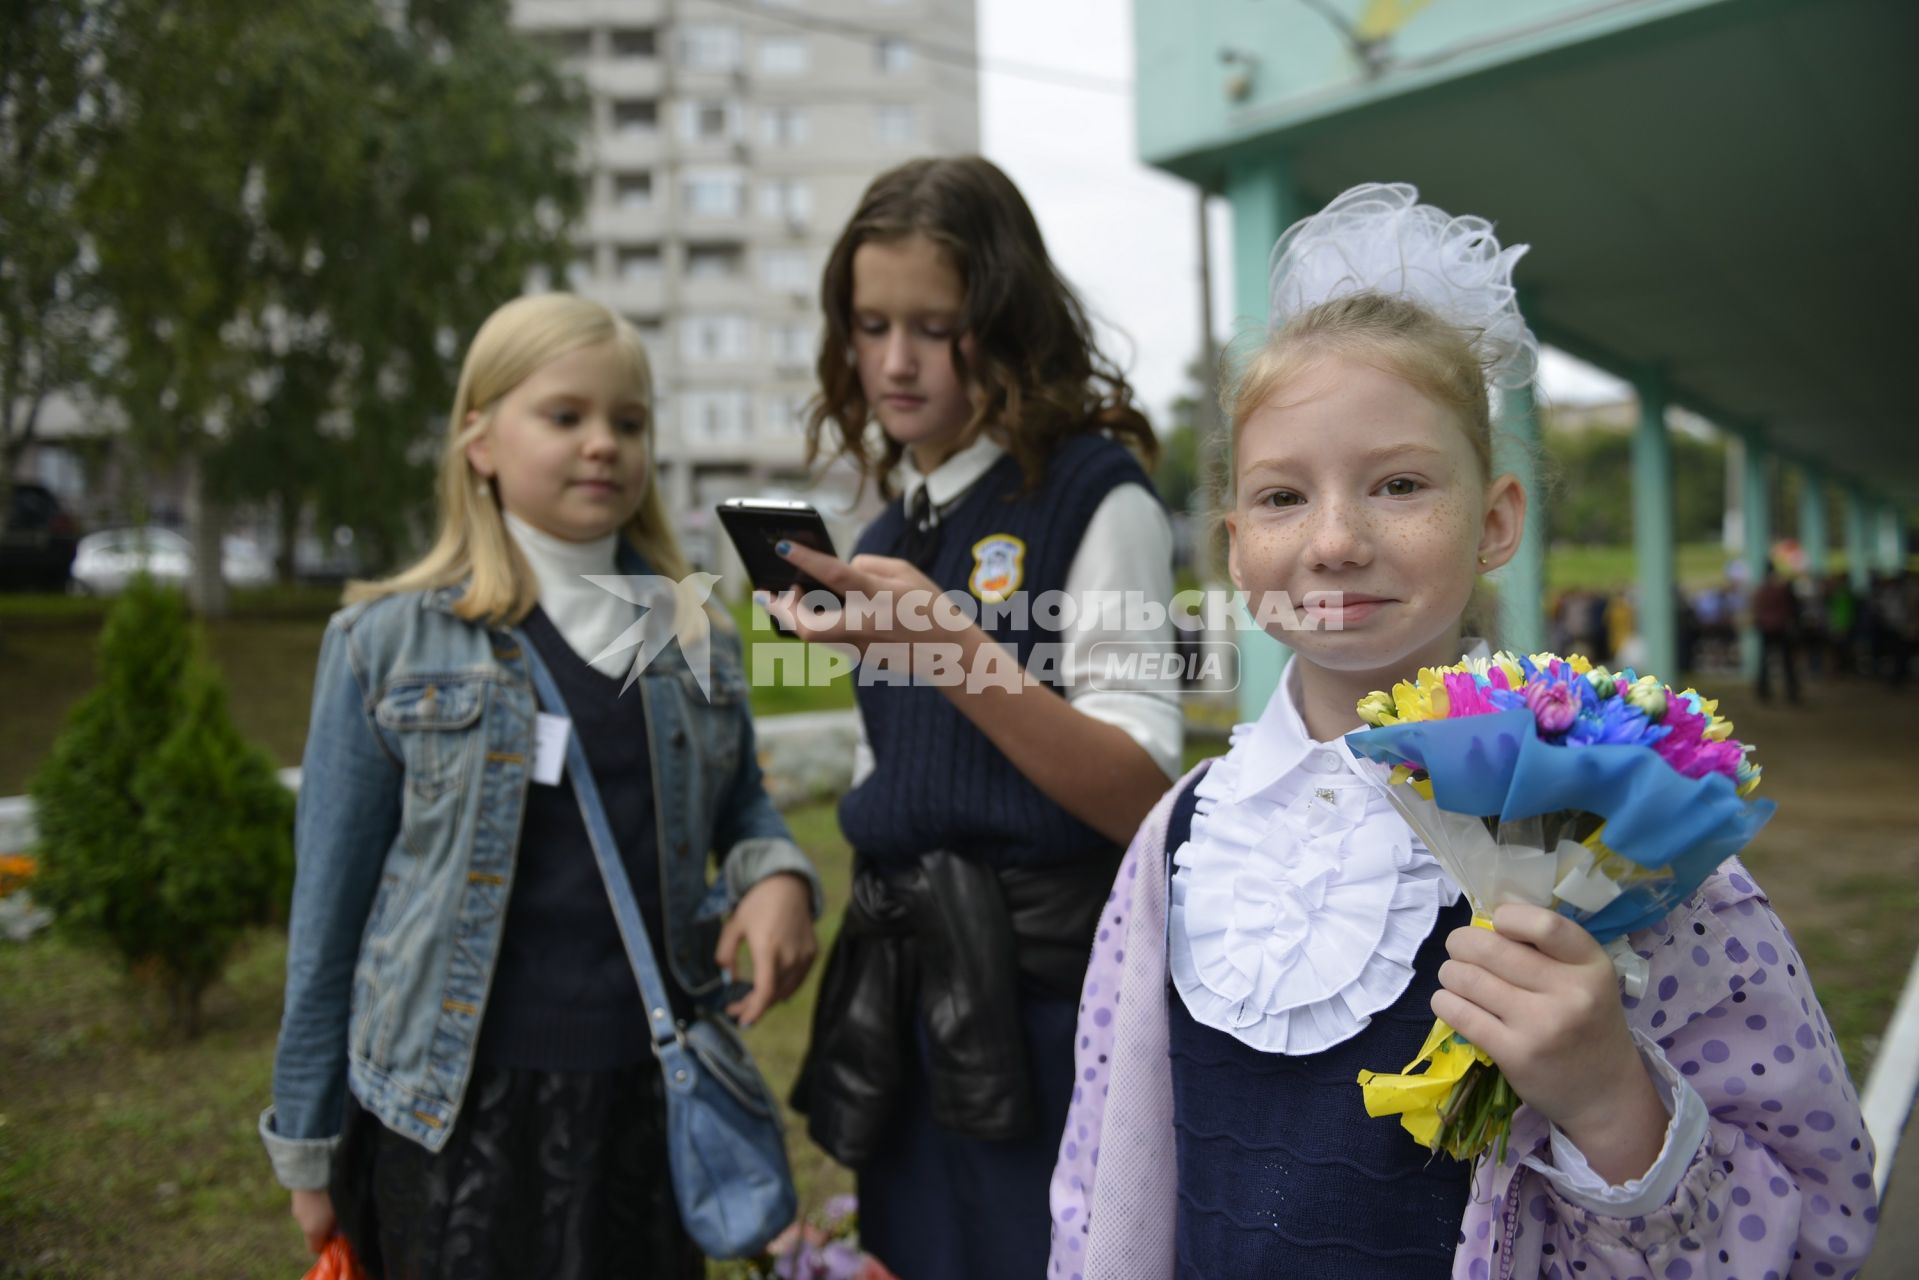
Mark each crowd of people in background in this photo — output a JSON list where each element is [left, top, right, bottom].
[[1548, 563, 1917, 701]]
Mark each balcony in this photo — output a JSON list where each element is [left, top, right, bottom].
[[587, 59, 663, 99], [586, 275, 666, 317], [588, 203, 665, 242], [510, 0, 664, 29], [594, 130, 664, 170]]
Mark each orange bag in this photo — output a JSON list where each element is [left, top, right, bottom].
[[302, 1235, 368, 1280]]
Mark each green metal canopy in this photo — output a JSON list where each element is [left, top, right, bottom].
[[1136, 0, 1919, 503]]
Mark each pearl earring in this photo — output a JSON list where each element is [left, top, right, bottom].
[[476, 477, 492, 499], [1478, 555, 1489, 567]]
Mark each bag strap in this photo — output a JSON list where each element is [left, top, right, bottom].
[[514, 630, 682, 1051]]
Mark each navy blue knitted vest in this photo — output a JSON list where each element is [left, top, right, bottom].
[[1165, 771, 1473, 1276], [475, 608, 680, 1070], [837, 433, 1154, 869]]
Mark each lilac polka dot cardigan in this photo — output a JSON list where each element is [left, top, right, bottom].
[[1047, 764, 1878, 1280]]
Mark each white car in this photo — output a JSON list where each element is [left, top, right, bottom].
[[70, 527, 277, 595]]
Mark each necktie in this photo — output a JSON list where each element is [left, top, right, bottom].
[[901, 485, 940, 569]]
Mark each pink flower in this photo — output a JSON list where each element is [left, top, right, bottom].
[[1654, 698, 1744, 780], [1442, 672, 1499, 718], [1523, 680, 1579, 735]]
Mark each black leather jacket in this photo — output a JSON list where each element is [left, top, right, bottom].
[[792, 848, 1120, 1167]]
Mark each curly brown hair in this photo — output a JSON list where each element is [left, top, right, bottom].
[[806, 155, 1156, 500]]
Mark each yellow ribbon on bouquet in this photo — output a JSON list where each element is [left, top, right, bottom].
[[1354, 916, 1494, 1149]]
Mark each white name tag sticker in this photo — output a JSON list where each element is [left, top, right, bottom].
[[532, 713, 571, 786]]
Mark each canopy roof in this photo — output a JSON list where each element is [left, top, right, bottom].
[[1140, 0, 1918, 502]]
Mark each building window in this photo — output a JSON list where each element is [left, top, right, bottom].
[[770, 321, 816, 367], [761, 106, 810, 147], [876, 38, 913, 74], [610, 27, 656, 58], [761, 392, 810, 435], [612, 99, 658, 134], [760, 248, 810, 293], [613, 172, 653, 208], [758, 34, 809, 75], [679, 99, 739, 144], [682, 169, 744, 218], [682, 390, 753, 441], [874, 104, 916, 144], [618, 246, 663, 281], [686, 243, 744, 279], [677, 23, 741, 72], [681, 315, 753, 363], [566, 254, 596, 290], [540, 30, 592, 62], [758, 177, 813, 224], [625, 314, 666, 353]]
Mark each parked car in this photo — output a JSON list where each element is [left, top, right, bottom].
[[69, 526, 278, 595], [0, 482, 82, 592]]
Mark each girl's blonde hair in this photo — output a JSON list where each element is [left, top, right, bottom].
[[347, 293, 691, 624], [1219, 291, 1508, 641]]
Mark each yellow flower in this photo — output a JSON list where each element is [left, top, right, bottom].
[[1356, 1013, 1494, 1149], [1683, 694, 1738, 742], [1492, 652, 1527, 687], [1390, 673, 1450, 723], [1566, 653, 1593, 675], [1356, 690, 1398, 726], [0, 854, 35, 899]]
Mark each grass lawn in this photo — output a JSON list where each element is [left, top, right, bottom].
[[0, 800, 856, 1279]]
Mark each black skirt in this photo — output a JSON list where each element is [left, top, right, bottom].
[[330, 1063, 703, 1280]]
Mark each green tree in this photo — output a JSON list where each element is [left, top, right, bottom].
[[1544, 423, 1726, 546], [29, 577, 293, 1037], [0, 0, 103, 496], [77, 0, 585, 602]]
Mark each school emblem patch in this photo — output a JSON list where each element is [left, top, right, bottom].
[[968, 533, 1026, 603]]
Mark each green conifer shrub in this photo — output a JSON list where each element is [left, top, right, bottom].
[[29, 576, 294, 1036]]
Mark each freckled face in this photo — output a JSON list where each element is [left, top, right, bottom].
[[1226, 355, 1503, 682], [850, 233, 979, 472]]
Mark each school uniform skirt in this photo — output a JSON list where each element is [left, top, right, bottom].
[[329, 1062, 703, 1280], [857, 987, 1080, 1280]]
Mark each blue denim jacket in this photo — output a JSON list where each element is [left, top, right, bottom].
[[259, 582, 819, 1190]]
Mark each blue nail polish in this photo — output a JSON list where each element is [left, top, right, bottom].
[[775, 540, 791, 555]]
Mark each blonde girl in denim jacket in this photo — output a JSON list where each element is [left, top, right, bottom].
[[260, 294, 821, 1279]]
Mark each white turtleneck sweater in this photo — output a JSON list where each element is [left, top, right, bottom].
[[504, 513, 639, 678]]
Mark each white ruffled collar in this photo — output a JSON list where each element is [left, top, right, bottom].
[[1170, 651, 1480, 1055]]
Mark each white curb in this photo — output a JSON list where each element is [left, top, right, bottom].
[[1863, 943, 1919, 1197]]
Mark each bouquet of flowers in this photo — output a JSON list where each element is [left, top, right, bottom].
[[715, 1195, 899, 1280], [1344, 651, 1774, 1162]]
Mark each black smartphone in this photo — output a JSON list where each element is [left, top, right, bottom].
[[715, 498, 838, 595]]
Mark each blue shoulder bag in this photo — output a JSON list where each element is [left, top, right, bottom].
[[517, 634, 798, 1259]]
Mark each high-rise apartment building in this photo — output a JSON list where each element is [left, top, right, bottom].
[[511, 0, 980, 559]]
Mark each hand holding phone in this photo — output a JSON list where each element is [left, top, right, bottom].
[[715, 498, 838, 595]]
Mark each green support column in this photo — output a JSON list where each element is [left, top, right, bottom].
[[1631, 373, 1678, 677], [1225, 157, 1309, 720], [1843, 488, 1872, 591], [1739, 437, 1772, 679], [1492, 377, 1546, 652], [1798, 466, 1829, 579], [1876, 504, 1904, 572]]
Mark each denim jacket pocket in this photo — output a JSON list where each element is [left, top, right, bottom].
[[376, 677, 485, 801]]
